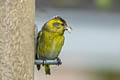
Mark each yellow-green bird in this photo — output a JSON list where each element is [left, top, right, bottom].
[[36, 16, 72, 75]]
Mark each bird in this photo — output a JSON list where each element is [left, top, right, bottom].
[[36, 16, 72, 75]]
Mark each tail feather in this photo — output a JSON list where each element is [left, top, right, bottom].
[[37, 64, 41, 70], [44, 64, 51, 75]]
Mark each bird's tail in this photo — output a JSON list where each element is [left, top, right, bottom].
[[44, 64, 51, 75], [37, 64, 41, 70]]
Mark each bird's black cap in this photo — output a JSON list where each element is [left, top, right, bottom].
[[53, 16, 66, 23]]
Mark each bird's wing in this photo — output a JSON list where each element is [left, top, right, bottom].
[[36, 31, 43, 70], [37, 31, 42, 46], [36, 31, 42, 59]]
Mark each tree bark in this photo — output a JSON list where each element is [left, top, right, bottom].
[[0, 0, 35, 80]]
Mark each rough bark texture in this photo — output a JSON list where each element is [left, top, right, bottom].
[[0, 0, 35, 80]]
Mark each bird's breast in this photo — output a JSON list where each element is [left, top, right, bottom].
[[39, 33, 64, 60]]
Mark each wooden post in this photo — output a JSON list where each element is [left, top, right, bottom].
[[0, 0, 35, 80]]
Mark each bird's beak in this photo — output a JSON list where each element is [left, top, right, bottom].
[[64, 25, 72, 33]]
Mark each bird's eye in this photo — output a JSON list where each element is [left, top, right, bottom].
[[61, 23, 64, 26]]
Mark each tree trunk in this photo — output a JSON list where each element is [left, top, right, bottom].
[[0, 0, 35, 80]]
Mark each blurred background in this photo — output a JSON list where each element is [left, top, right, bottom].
[[35, 0, 120, 80]]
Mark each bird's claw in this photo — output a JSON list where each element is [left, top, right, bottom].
[[57, 57, 62, 66], [42, 60, 45, 66]]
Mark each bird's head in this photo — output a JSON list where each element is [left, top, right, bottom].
[[43, 16, 72, 34]]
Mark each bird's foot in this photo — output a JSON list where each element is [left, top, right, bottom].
[[57, 57, 62, 66], [42, 58, 45, 66], [42, 60, 45, 66]]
